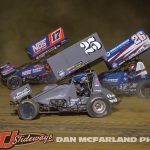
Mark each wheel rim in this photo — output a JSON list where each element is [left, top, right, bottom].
[[9, 77, 20, 89], [92, 100, 106, 114], [19, 102, 35, 119]]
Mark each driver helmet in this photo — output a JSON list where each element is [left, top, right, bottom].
[[73, 73, 87, 84]]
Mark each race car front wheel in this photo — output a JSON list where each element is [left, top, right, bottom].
[[18, 100, 39, 120], [137, 80, 150, 98], [7, 75, 22, 90], [87, 94, 111, 118]]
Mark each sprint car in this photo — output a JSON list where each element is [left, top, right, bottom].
[[0, 27, 67, 89], [0, 61, 55, 90], [10, 71, 118, 120], [99, 30, 150, 98]]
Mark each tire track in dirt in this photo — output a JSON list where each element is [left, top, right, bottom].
[[0, 120, 149, 137]]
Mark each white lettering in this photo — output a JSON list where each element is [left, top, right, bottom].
[[139, 137, 150, 142], [22, 70, 31, 76], [32, 38, 47, 53], [56, 137, 76, 142], [14, 88, 30, 100]]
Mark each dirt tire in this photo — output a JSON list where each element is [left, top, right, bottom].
[[17, 99, 39, 120], [137, 80, 150, 98], [7, 75, 22, 90], [87, 94, 111, 118]]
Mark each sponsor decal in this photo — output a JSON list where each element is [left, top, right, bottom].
[[66, 62, 85, 76], [22, 70, 32, 76], [32, 38, 47, 53], [104, 78, 118, 82], [22, 65, 44, 76], [32, 68, 42, 73], [34, 65, 43, 69], [0, 130, 53, 149], [13, 87, 30, 100], [58, 70, 66, 77], [75, 61, 84, 69], [106, 52, 111, 57], [67, 66, 76, 74], [32, 65, 43, 73]]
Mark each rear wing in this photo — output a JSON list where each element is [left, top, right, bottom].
[[26, 27, 68, 60], [105, 29, 150, 69], [46, 33, 106, 80]]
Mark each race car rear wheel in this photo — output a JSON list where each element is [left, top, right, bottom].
[[7, 75, 22, 90], [18, 100, 39, 120], [137, 80, 150, 98], [87, 94, 111, 118]]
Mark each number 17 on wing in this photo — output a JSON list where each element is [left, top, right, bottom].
[[49, 27, 65, 45]]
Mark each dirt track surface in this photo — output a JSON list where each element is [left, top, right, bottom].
[[0, 85, 150, 150]]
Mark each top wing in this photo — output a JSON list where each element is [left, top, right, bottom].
[[46, 33, 106, 80], [105, 29, 150, 69], [26, 27, 68, 60]]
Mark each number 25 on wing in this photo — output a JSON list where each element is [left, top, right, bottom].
[[80, 37, 102, 55]]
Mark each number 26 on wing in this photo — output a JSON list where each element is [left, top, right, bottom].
[[131, 30, 147, 45]]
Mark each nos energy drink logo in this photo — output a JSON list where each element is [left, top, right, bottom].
[[32, 38, 47, 53]]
